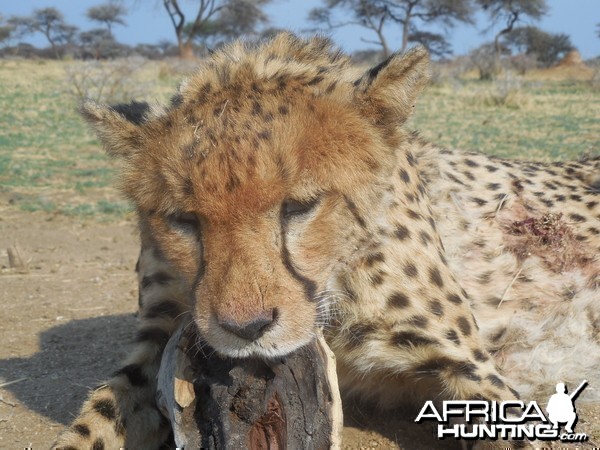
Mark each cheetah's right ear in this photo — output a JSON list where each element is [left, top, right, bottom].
[[79, 99, 149, 158], [354, 46, 430, 128]]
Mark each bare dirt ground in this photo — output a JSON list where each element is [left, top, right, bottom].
[[1, 206, 598, 449]]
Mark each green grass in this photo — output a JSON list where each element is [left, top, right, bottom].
[[409, 80, 599, 161], [0, 59, 598, 220]]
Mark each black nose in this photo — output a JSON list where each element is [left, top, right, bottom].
[[218, 308, 276, 341]]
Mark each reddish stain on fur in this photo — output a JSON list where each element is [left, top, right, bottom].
[[504, 212, 594, 275]]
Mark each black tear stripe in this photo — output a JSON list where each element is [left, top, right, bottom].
[[192, 234, 206, 292], [279, 211, 318, 302]]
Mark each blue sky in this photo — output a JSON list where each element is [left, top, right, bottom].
[[3, 0, 599, 58]]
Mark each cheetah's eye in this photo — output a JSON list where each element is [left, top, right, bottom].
[[168, 211, 199, 234], [282, 197, 320, 219]]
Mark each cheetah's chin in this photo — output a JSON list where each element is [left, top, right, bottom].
[[200, 333, 317, 360]]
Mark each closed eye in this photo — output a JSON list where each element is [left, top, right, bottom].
[[168, 211, 199, 234], [282, 197, 320, 219]]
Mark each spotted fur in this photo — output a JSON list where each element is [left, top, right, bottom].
[[54, 33, 599, 449]]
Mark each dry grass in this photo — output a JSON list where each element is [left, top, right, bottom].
[[0, 58, 598, 221]]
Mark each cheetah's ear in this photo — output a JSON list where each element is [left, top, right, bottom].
[[354, 46, 430, 127], [79, 99, 150, 158]]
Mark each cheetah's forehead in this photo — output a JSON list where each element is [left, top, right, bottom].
[[120, 38, 384, 219], [81, 33, 431, 218]]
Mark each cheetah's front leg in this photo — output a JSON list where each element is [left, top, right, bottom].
[[53, 243, 188, 449]]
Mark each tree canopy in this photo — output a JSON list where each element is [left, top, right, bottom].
[[504, 26, 573, 66], [309, 0, 475, 58], [86, 2, 127, 37], [163, 0, 271, 59], [8, 8, 77, 58]]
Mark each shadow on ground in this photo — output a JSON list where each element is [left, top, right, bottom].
[[0, 314, 137, 426]]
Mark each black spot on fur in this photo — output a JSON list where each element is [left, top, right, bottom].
[[463, 171, 475, 181], [365, 252, 385, 267], [114, 364, 148, 387], [471, 197, 487, 206], [485, 164, 498, 173], [346, 322, 377, 349], [446, 172, 467, 186], [343, 196, 367, 228], [73, 423, 90, 437], [388, 292, 410, 308], [451, 361, 481, 382], [402, 262, 418, 278], [457, 316, 472, 336], [371, 272, 386, 286], [477, 271, 493, 285], [429, 267, 444, 288], [92, 438, 105, 450], [258, 130, 272, 141], [408, 315, 429, 328], [394, 224, 410, 240], [252, 101, 262, 115], [307, 75, 324, 85], [170, 94, 183, 107], [399, 169, 410, 183], [491, 327, 506, 342], [429, 300, 444, 316], [446, 293, 462, 304], [414, 356, 456, 375], [472, 349, 489, 362], [486, 374, 506, 388], [406, 209, 422, 220], [278, 105, 289, 115], [486, 182, 501, 190], [419, 231, 431, 245], [445, 329, 461, 345], [569, 213, 586, 222], [92, 399, 117, 421], [391, 331, 437, 347], [464, 159, 479, 167]]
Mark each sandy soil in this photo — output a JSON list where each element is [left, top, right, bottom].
[[0, 207, 598, 449]]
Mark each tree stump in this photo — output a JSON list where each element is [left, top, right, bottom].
[[157, 319, 343, 449]]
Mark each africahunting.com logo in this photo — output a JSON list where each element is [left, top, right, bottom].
[[415, 380, 589, 442]]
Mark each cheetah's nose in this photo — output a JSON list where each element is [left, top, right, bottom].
[[218, 308, 277, 341]]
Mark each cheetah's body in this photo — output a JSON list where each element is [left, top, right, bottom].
[[55, 34, 599, 449]]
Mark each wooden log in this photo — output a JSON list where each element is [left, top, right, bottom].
[[157, 318, 342, 450]]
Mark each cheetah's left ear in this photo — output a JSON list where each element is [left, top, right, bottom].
[[79, 99, 150, 158], [354, 46, 430, 127]]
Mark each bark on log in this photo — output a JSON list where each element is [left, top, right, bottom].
[[157, 319, 342, 450]]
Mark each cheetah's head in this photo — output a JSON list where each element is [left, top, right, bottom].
[[80, 33, 429, 358]]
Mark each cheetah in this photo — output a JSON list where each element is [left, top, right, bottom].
[[54, 33, 600, 449]]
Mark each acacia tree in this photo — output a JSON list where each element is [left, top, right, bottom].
[[163, 0, 271, 59], [476, 0, 548, 56], [86, 2, 127, 38], [184, 0, 269, 49], [504, 26, 573, 67], [309, 0, 474, 59], [9, 8, 77, 59]]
